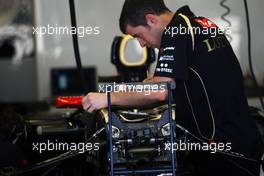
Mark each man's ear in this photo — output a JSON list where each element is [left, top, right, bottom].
[[145, 14, 158, 27]]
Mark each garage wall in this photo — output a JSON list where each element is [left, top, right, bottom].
[[34, 0, 264, 100]]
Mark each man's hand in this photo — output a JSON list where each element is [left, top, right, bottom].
[[143, 77, 153, 82], [143, 76, 172, 83], [82, 93, 107, 113], [143, 77, 158, 82]]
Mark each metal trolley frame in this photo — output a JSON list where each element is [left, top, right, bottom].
[[106, 82, 177, 176]]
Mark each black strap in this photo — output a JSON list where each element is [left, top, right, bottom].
[[69, 0, 87, 94]]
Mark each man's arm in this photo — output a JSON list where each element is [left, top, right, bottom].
[[82, 76, 175, 112]]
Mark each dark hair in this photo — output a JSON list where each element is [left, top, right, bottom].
[[119, 0, 171, 34]]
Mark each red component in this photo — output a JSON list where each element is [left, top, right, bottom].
[[195, 18, 218, 28], [56, 96, 84, 108]]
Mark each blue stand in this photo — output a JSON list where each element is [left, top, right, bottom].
[[107, 82, 176, 175]]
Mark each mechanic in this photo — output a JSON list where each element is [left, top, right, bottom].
[[82, 0, 263, 175]]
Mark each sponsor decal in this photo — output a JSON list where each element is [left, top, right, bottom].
[[195, 18, 218, 28], [159, 55, 175, 61], [156, 67, 173, 73], [164, 47, 175, 51]]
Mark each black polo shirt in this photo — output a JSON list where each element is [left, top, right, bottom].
[[154, 6, 260, 158]]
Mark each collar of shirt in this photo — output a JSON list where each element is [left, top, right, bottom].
[[176, 5, 195, 17]]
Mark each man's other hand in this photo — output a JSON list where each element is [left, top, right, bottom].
[[82, 93, 107, 113]]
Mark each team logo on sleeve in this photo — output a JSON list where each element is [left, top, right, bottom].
[[159, 55, 175, 61], [195, 18, 218, 28]]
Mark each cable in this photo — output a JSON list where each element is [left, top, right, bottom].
[[41, 164, 60, 176], [175, 124, 262, 176], [69, 0, 87, 94], [243, 0, 264, 110], [119, 114, 146, 122], [228, 159, 257, 176], [220, 0, 233, 42], [14, 127, 105, 175], [184, 67, 216, 141]]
